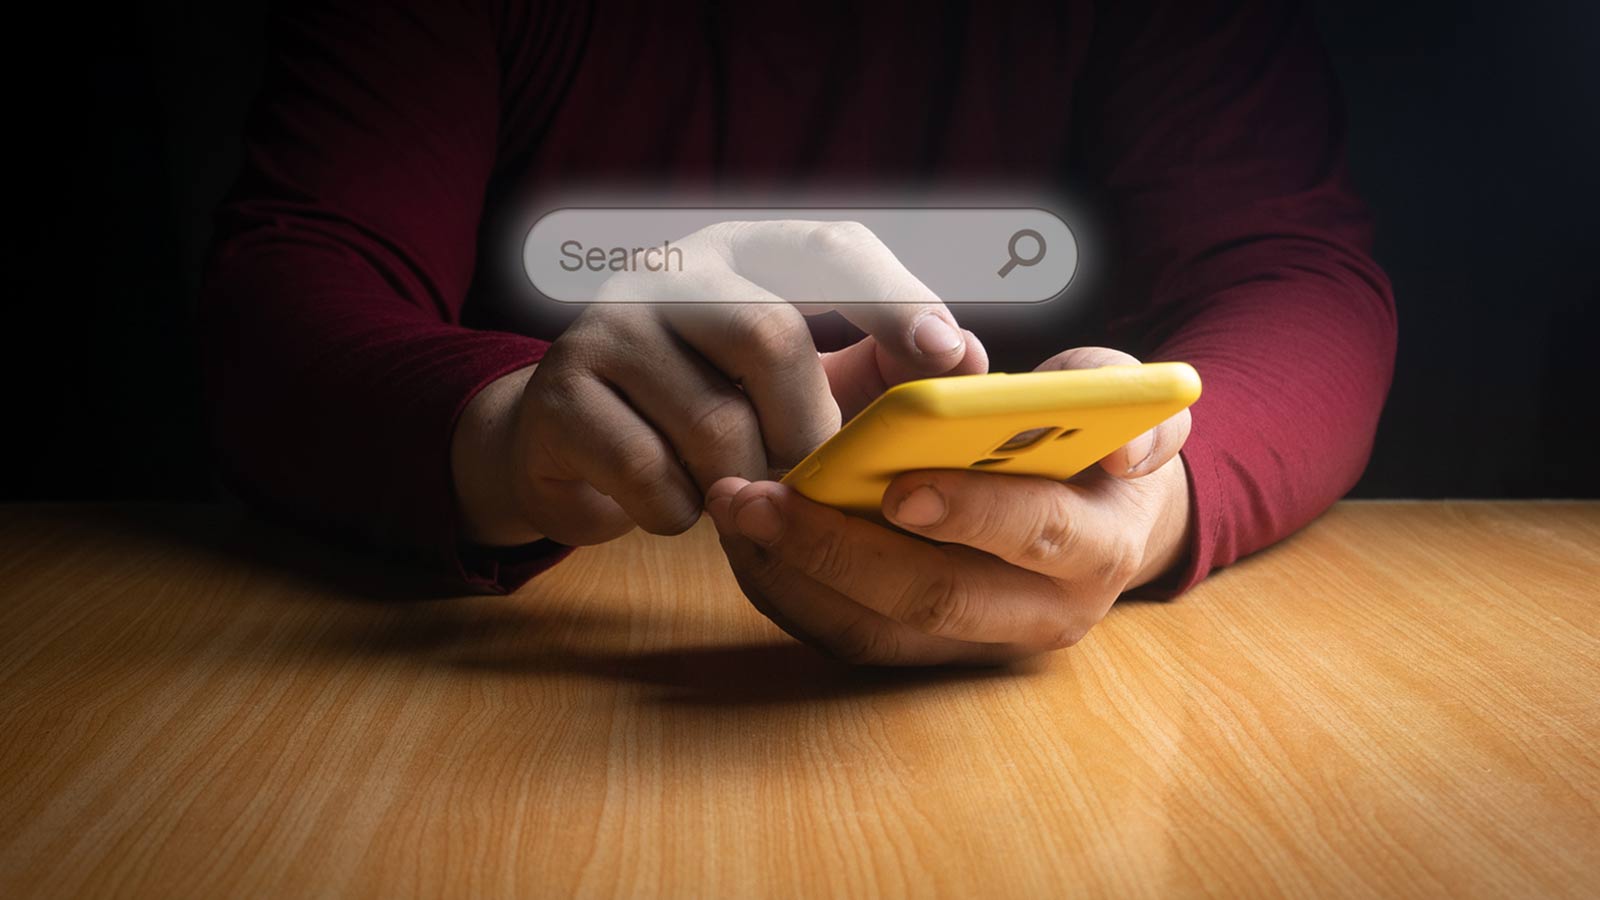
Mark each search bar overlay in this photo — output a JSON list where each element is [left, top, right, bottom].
[[523, 208, 1078, 304]]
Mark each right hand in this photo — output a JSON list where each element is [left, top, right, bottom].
[[452, 220, 988, 547]]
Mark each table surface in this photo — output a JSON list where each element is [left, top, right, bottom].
[[0, 502, 1596, 898]]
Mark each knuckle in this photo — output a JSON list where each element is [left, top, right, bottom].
[[1047, 617, 1093, 650], [610, 430, 673, 487], [1039, 583, 1094, 650], [588, 307, 658, 356], [593, 271, 640, 302], [729, 304, 805, 360], [699, 220, 748, 247], [571, 302, 633, 336], [806, 220, 875, 256], [530, 369, 588, 416], [824, 618, 900, 666], [547, 324, 624, 376], [800, 528, 851, 582], [685, 391, 758, 454], [903, 569, 966, 636], [1018, 505, 1077, 568]]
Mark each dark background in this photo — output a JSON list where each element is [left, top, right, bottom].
[[6, 0, 1597, 502]]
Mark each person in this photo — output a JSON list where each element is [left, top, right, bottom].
[[202, 0, 1396, 665]]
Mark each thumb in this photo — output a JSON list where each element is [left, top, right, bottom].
[[1035, 346, 1192, 479]]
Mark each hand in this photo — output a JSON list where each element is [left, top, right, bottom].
[[452, 220, 987, 547], [705, 347, 1194, 665]]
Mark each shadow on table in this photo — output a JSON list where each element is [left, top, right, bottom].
[[76, 504, 1037, 707], [451, 641, 1039, 708], [81, 502, 501, 603], [295, 591, 1037, 708]]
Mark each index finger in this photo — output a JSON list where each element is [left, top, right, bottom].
[[727, 220, 969, 378], [655, 295, 840, 469]]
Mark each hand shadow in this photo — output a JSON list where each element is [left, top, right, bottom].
[[449, 639, 1038, 708], [77, 504, 1037, 707], [81, 502, 505, 604]]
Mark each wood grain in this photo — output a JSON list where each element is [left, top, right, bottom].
[[0, 502, 1596, 898]]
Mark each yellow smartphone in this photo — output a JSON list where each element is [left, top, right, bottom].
[[781, 363, 1201, 515]]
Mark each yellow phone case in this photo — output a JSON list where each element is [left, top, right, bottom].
[[781, 363, 1201, 514]]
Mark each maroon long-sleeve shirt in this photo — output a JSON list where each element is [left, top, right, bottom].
[[203, 0, 1396, 593]]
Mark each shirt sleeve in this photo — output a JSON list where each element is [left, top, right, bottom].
[[1075, 0, 1398, 592], [200, 0, 569, 592]]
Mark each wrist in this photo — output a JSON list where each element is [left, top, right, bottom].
[[1129, 455, 1194, 588], [451, 365, 544, 547]]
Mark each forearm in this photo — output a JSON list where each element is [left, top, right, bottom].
[[1074, 0, 1396, 591], [1149, 266, 1395, 590], [200, 0, 575, 587], [203, 247, 549, 559]]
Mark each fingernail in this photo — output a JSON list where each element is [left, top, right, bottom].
[[735, 497, 785, 545], [892, 485, 946, 527], [1125, 430, 1155, 473], [913, 316, 963, 356]]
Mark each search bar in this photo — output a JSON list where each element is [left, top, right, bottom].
[[522, 208, 1078, 304]]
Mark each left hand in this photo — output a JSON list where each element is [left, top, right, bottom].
[[704, 347, 1194, 665]]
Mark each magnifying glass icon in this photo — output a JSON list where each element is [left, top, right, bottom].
[[997, 228, 1047, 278]]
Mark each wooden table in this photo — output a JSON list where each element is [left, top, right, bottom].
[[0, 502, 1596, 898]]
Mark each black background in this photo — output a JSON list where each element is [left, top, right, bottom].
[[6, 0, 1597, 502]]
